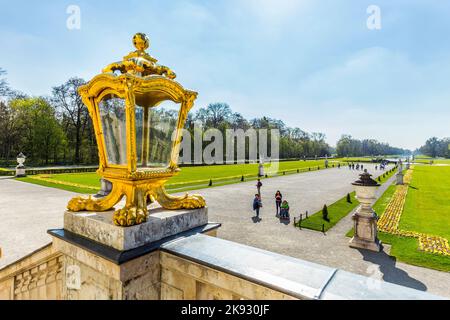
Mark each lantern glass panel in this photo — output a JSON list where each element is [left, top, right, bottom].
[[136, 101, 179, 168], [99, 94, 128, 165]]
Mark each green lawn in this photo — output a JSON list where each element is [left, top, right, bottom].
[[400, 166, 450, 240], [16, 159, 346, 194], [299, 167, 397, 232], [346, 166, 450, 272], [16, 177, 96, 194], [299, 192, 359, 232], [413, 158, 450, 165], [40, 172, 101, 187]]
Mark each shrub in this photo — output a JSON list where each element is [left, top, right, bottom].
[[322, 205, 329, 222], [209, 179, 213, 186], [346, 193, 352, 203], [241, 175, 244, 182]]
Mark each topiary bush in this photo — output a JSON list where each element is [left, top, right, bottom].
[[322, 204, 329, 222]]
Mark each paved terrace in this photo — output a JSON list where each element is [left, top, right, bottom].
[[0, 164, 449, 297]]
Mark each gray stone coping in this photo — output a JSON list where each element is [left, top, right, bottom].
[[47, 222, 221, 265], [64, 207, 209, 251], [161, 234, 445, 300]]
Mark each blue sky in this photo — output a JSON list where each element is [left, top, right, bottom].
[[1, 0, 449, 150]]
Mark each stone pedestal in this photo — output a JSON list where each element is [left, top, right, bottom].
[[64, 207, 209, 251], [349, 183, 382, 252], [48, 206, 219, 300], [258, 163, 264, 177], [15, 165, 26, 177], [349, 211, 382, 252], [396, 172, 404, 185], [95, 178, 112, 197]]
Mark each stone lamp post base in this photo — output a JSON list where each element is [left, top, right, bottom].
[[396, 172, 404, 185], [15, 165, 26, 178], [349, 235, 382, 252], [349, 212, 382, 252]]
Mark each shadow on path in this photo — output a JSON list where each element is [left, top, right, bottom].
[[252, 216, 262, 223], [358, 249, 428, 292]]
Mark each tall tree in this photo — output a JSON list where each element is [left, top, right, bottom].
[[0, 100, 22, 162], [419, 137, 450, 158], [195, 103, 232, 127], [0, 68, 10, 97], [336, 135, 408, 157], [52, 78, 88, 164], [7, 97, 66, 165]]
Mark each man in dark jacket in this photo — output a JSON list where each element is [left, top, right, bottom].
[[256, 179, 263, 196], [253, 194, 262, 218]]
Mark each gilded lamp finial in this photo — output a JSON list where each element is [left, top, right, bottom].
[[132, 33, 150, 51], [103, 33, 176, 79]]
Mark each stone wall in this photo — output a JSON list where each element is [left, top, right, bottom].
[[0, 244, 63, 300], [0, 230, 441, 300], [160, 252, 297, 300], [53, 237, 161, 300], [0, 238, 297, 300]]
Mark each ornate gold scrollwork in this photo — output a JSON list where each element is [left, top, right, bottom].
[[67, 184, 123, 212], [103, 33, 176, 79], [154, 187, 206, 210]]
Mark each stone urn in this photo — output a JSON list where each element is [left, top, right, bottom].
[[349, 170, 382, 252]]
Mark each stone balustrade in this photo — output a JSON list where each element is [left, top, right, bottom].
[[0, 230, 442, 300]]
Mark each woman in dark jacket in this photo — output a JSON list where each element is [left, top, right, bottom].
[[275, 191, 282, 216]]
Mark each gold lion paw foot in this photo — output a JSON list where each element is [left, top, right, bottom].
[[158, 193, 206, 210], [67, 196, 101, 212], [113, 206, 148, 227], [178, 194, 206, 209]]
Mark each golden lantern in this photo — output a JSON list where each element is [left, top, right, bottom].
[[67, 33, 205, 227]]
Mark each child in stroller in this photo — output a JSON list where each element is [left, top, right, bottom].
[[280, 200, 290, 220]]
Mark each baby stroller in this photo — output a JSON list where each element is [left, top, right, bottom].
[[280, 207, 290, 220]]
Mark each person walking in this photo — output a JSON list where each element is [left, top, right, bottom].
[[256, 179, 263, 196], [253, 194, 262, 219], [275, 191, 282, 216]]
